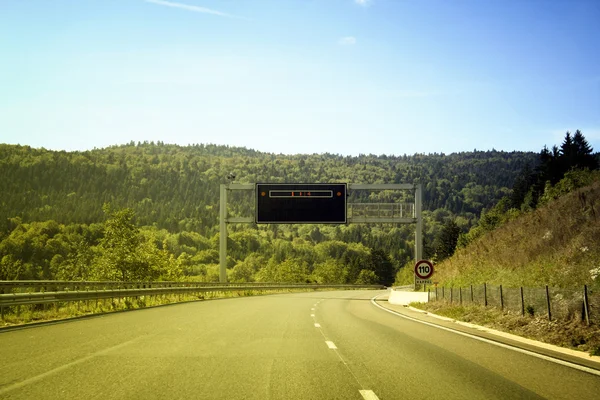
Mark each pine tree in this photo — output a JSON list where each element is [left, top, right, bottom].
[[435, 220, 461, 261], [559, 131, 578, 175], [511, 162, 535, 209], [572, 130, 598, 170], [369, 249, 395, 286]]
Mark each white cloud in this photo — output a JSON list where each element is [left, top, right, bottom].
[[339, 36, 357, 45], [144, 0, 244, 19], [355, 0, 372, 7]]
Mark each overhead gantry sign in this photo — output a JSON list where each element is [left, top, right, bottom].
[[256, 183, 347, 224], [219, 183, 422, 283]]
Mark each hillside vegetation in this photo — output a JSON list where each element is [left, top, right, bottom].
[[432, 170, 600, 289], [0, 142, 534, 283]]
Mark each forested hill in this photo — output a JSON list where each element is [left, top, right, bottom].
[[0, 142, 536, 283], [0, 142, 535, 234]]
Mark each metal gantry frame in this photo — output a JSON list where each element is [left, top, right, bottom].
[[219, 183, 423, 283]]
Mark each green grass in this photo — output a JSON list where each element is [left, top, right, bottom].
[[431, 178, 600, 289]]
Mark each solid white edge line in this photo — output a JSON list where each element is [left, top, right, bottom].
[[370, 294, 600, 377], [359, 389, 380, 400], [325, 341, 337, 349], [314, 323, 321, 328]]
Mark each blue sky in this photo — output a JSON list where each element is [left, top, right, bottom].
[[1, 0, 599, 155]]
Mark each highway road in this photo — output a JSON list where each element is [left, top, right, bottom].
[[1, 290, 600, 399]]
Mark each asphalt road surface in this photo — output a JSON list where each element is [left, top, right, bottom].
[[1, 290, 600, 399]]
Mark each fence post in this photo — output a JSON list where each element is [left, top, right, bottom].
[[500, 285, 504, 311], [545, 285, 552, 321], [583, 285, 590, 326], [450, 287, 453, 304], [470, 285, 473, 303], [459, 287, 462, 305], [484, 283, 487, 307], [520, 287, 525, 317], [427, 289, 430, 302], [435, 287, 438, 301], [0, 306, 3, 320], [442, 287, 445, 300]]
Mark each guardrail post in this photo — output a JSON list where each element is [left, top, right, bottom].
[[427, 289, 430, 302], [583, 285, 590, 326], [500, 285, 504, 311], [435, 287, 438, 301], [459, 287, 462, 305], [442, 287, 445, 300], [1, 305, 4, 320], [545, 285, 552, 321], [450, 287, 453, 304]]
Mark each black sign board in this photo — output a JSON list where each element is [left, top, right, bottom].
[[255, 183, 347, 224]]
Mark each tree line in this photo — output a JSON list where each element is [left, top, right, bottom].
[[0, 140, 562, 284], [434, 130, 599, 262]]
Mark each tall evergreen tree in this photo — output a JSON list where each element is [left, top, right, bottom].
[[572, 130, 598, 170], [511, 162, 535, 209], [558, 131, 580, 178], [435, 220, 461, 261], [369, 249, 395, 286]]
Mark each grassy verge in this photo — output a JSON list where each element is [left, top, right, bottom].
[[0, 288, 320, 328], [410, 301, 600, 356]]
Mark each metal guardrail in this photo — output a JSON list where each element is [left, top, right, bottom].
[[0, 281, 342, 294], [0, 282, 385, 309]]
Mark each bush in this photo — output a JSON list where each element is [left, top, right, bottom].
[[526, 305, 535, 317]]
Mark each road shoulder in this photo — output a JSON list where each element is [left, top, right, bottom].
[[373, 294, 600, 373]]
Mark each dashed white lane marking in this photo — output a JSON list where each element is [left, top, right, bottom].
[[311, 314, 315, 317], [311, 308, 315, 310], [314, 323, 321, 328], [359, 390, 380, 400], [325, 341, 337, 349], [370, 294, 600, 377]]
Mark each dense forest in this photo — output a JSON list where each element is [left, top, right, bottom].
[[420, 130, 600, 275], [0, 140, 557, 284], [419, 130, 600, 289]]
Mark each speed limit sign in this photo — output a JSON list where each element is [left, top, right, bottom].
[[414, 260, 434, 280]]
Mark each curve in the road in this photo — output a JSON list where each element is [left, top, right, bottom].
[[1, 290, 599, 399]]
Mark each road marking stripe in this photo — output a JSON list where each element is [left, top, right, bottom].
[[0, 335, 147, 395], [311, 314, 315, 317], [359, 390, 380, 400], [325, 341, 337, 349], [314, 323, 321, 328], [370, 294, 600, 377], [311, 308, 315, 310]]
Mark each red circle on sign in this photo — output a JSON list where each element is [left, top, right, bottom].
[[414, 260, 434, 279]]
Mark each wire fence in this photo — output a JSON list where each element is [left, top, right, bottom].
[[429, 283, 598, 325]]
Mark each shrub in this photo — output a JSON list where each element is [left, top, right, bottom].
[[526, 305, 535, 317]]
